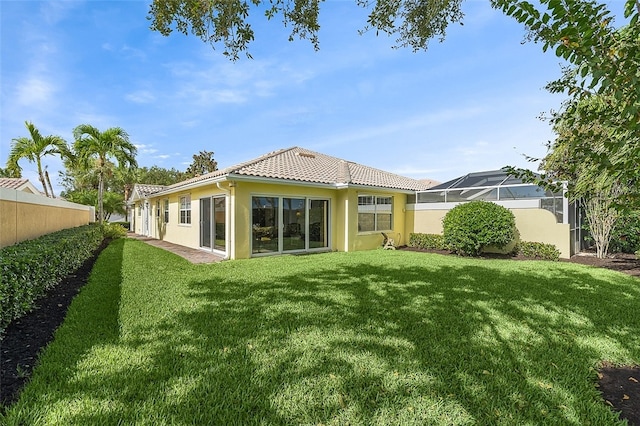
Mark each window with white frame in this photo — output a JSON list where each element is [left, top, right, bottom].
[[179, 195, 191, 224], [137, 203, 142, 216], [164, 199, 169, 223], [156, 201, 160, 218], [358, 195, 392, 232]]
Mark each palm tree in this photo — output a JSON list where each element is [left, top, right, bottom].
[[72, 124, 137, 223], [6, 121, 69, 197]]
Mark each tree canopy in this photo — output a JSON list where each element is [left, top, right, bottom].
[[6, 121, 69, 197], [184, 150, 218, 178], [148, 0, 639, 190], [72, 125, 138, 223]]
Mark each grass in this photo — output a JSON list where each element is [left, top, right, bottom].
[[2, 239, 639, 425]]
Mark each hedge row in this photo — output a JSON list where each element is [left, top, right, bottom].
[[408, 233, 447, 250], [409, 232, 561, 261], [513, 241, 560, 261], [0, 224, 104, 335]]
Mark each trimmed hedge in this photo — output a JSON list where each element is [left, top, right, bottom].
[[408, 233, 448, 250], [112, 221, 130, 231], [102, 222, 127, 239], [514, 241, 561, 261], [443, 201, 516, 256], [0, 224, 104, 335]]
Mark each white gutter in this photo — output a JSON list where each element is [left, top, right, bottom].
[[230, 174, 417, 193], [152, 175, 229, 197], [148, 172, 419, 198]]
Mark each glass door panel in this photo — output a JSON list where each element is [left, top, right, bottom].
[[213, 196, 226, 251], [309, 200, 328, 249], [252, 196, 279, 254], [283, 198, 306, 252], [200, 197, 211, 248]]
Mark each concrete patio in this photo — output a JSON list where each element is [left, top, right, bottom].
[[127, 233, 224, 264]]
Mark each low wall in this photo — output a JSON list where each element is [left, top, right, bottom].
[[407, 206, 571, 259], [0, 188, 95, 248]]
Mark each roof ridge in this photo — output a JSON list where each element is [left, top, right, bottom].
[[228, 146, 296, 173]]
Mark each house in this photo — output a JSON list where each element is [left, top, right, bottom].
[[0, 178, 42, 195], [129, 148, 578, 260], [128, 146, 430, 259]]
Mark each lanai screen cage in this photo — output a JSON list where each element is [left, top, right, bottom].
[[408, 170, 585, 253]]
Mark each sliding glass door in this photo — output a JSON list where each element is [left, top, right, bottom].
[[200, 196, 226, 253], [252, 196, 329, 255], [283, 198, 305, 252], [252, 197, 279, 254]]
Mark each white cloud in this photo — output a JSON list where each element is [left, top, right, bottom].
[[135, 144, 158, 154], [16, 76, 56, 106], [126, 90, 156, 104]]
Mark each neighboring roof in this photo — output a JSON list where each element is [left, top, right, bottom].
[[137, 147, 431, 198], [418, 178, 441, 189], [136, 184, 167, 197], [0, 178, 41, 194], [428, 169, 535, 190], [128, 184, 167, 202]]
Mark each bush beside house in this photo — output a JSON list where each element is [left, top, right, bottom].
[[442, 201, 516, 256]]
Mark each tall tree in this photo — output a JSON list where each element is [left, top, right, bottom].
[[148, 0, 639, 188], [184, 150, 218, 178], [0, 167, 21, 178], [6, 121, 69, 197], [540, 96, 635, 258], [72, 125, 137, 224]]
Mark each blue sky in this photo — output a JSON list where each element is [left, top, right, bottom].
[[0, 1, 627, 194]]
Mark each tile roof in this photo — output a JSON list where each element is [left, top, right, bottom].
[[142, 147, 431, 196], [418, 178, 441, 189], [135, 184, 167, 197], [0, 178, 31, 190]]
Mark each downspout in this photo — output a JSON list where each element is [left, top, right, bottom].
[[216, 181, 233, 260]]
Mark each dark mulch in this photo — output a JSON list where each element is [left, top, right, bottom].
[[0, 239, 110, 408], [1, 242, 638, 423], [598, 363, 640, 426]]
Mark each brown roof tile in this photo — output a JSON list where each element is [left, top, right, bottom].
[[148, 147, 431, 194], [0, 178, 31, 190]]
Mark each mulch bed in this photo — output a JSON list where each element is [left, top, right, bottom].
[[1, 243, 638, 424], [0, 239, 110, 408]]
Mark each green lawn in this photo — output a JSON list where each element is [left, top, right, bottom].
[[3, 239, 639, 425]]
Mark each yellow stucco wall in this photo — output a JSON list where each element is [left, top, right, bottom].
[[232, 181, 339, 259], [138, 181, 408, 259], [347, 190, 407, 252], [408, 207, 570, 259], [0, 188, 93, 248]]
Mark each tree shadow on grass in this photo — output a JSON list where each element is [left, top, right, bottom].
[[171, 253, 640, 424], [6, 248, 639, 425]]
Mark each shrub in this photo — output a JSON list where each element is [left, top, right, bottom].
[[112, 221, 130, 230], [408, 233, 447, 250], [0, 224, 104, 335], [442, 201, 516, 256], [609, 211, 640, 254], [514, 241, 560, 261], [102, 222, 127, 239]]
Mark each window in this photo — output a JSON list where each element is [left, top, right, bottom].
[[179, 195, 191, 224], [163, 199, 169, 223], [358, 195, 392, 232], [156, 201, 160, 217], [137, 203, 142, 216]]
